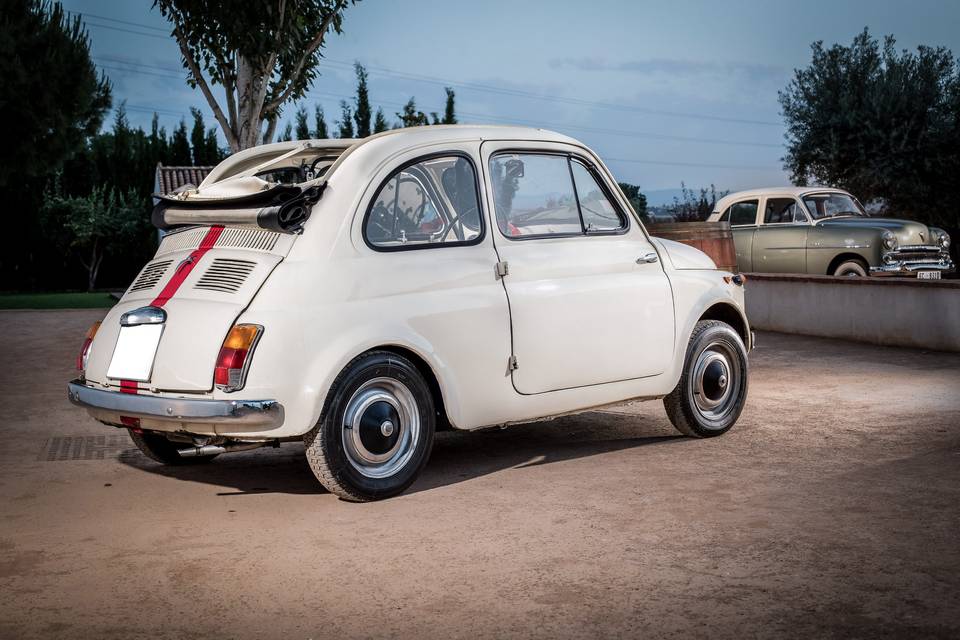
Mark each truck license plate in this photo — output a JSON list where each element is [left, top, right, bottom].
[[107, 324, 164, 382], [917, 271, 941, 280]]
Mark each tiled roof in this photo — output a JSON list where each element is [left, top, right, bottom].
[[155, 164, 215, 196]]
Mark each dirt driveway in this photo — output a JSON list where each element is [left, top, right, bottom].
[[1, 309, 958, 639]]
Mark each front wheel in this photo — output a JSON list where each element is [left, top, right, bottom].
[[304, 351, 436, 501], [833, 259, 868, 277], [664, 320, 749, 437]]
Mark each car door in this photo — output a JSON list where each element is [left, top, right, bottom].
[[751, 196, 811, 273], [481, 142, 674, 395], [718, 199, 760, 271]]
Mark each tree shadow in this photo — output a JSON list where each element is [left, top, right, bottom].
[[117, 410, 685, 498]]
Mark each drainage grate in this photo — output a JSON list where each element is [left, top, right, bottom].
[[37, 435, 140, 461]]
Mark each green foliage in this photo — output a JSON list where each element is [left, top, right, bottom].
[[397, 98, 430, 127], [666, 183, 727, 222], [42, 185, 147, 290], [190, 107, 222, 164], [373, 108, 389, 134], [780, 28, 960, 227], [0, 292, 115, 309], [442, 87, 457, 125], [337, 101, 355, 138], [353, 62, 372, 137], [617, 182, 648, 219], [314, 106, 329, 138], [169, 120, 192, 165], [295, 106, 311, 140], [0, 0, 112, 188], [155, 0, 356, 150], [278, 122, 293, 142]]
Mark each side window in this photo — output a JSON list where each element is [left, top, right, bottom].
[[764, 198, 806, 224], [727, 200, 759, 226], [718, 209, 730, 222], [365, 155, 482, 249], [490, 154, 581, 237], [570, 160, 626, 232]]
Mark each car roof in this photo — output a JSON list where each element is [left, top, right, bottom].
[[200, 125, 582, 189], [711, 186, 851, 214]]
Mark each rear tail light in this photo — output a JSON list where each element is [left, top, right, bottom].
[[76, 321, 101, 372], [214, 324, 262, 392]]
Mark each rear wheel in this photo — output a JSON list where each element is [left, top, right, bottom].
[[128, 429, 217, 465], [664, 320, 749, 438], [304, 351, 436, 501], [833, 259, 868, 277]]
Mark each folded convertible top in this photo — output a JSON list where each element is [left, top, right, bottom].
[[152, 183, 324, 234]]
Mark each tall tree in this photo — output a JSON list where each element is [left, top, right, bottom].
[[278, 122, 293, 142], [441, 87, 457, 124], [169, 120, 192, 165], [337, 101, 355, 138], [294, 105, 311, 139], [353, 62, 372, 137], [397, 98, 429, 127], [373, 107, 389, 133], [314, 105, 329, 138], [780, 29, 960, 227], [189, 107, 221, 164], [155, 0, 357, 152], [0, 0, 111, 188], [617, 183, 648, 219]]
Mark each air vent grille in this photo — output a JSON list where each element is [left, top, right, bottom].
[[128, 260, 172, 292], [193, 258, 257, 293], [158, 226, 280, 255]]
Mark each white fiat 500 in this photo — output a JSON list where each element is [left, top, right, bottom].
[[69, 126, 752, 501]]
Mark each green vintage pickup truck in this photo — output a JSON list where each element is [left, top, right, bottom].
[[708, 187, 954, 278]]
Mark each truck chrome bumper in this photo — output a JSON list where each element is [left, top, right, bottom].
[[67, 379, 284, 428]]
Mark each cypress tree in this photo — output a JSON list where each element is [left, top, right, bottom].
[[353, 62, 372, 137]]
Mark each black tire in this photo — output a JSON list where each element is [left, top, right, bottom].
[[304, 351, 436, 502], [664, 320, 749, 438], [833, 259, 868, 277], [128, 429, 217, 465]]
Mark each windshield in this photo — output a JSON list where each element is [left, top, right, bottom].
[[802, 193, 865, 220]]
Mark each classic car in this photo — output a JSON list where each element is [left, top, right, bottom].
[[68, 126, 752, 501], [708, 187, 954, 278]]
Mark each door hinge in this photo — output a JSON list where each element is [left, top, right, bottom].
[[495, 260, 510, 279], [508, 355, 519, 371]]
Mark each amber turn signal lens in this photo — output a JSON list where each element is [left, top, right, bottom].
[[76, 321, 101, 371], [214, 324, 262, 391]]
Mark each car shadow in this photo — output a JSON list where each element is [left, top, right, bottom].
[[117, 410, 685, 498]]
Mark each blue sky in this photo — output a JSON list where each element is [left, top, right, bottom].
[[61, 0, 960, 201]]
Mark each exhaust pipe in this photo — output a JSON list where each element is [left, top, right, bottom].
[[177, 440, 276, 458]]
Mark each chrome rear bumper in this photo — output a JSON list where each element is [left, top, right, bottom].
[[67, 379, 284, 428]]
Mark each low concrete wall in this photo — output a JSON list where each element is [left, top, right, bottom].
[[744, 273, 960, 352]]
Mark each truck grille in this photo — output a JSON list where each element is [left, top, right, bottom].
[[193, 258, 257, 293], [887, 246, 944, 262]]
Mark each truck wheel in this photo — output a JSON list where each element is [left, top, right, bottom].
[[128, 429, 217, 465], [304, 351, 436, 502], [664, 320, 748, 438], [833, 259, 868, 277]]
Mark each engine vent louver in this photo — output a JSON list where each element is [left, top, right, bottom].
[[128, 260, 172, 292], [193, 258, 257, 293], [157, 227, 280, 255]]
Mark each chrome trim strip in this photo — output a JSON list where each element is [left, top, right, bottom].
[[67, 380, 284, 428], [120, 306, 167, 327]]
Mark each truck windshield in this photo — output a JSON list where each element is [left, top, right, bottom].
[[802, 193, 865, 220]]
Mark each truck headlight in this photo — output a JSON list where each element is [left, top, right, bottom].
[[939, 232, 951, 250], [881, 231, 897, 250]]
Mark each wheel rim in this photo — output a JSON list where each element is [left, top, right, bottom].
[[691, 341, 741, 424], [342, 377, 420, 479]]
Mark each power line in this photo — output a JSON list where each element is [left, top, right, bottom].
[[79, 16, 783, 129]]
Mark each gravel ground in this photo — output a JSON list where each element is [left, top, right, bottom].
[[1, 309, 958, 639]]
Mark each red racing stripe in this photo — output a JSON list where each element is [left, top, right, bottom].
[[150, 225, 224, 307], [120, 380, 139, 394]]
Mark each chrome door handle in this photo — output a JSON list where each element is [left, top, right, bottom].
[[637, 252, 659, 264]]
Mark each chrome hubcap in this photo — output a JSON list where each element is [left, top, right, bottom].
[[692, 341, 740, 423], [342, 378, 420, 479]]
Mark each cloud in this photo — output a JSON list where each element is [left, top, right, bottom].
[[549, 57, 787, 82]]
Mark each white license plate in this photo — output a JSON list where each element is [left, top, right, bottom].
[[107, 324, 164, 382], [917, 271, 941, 280]]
